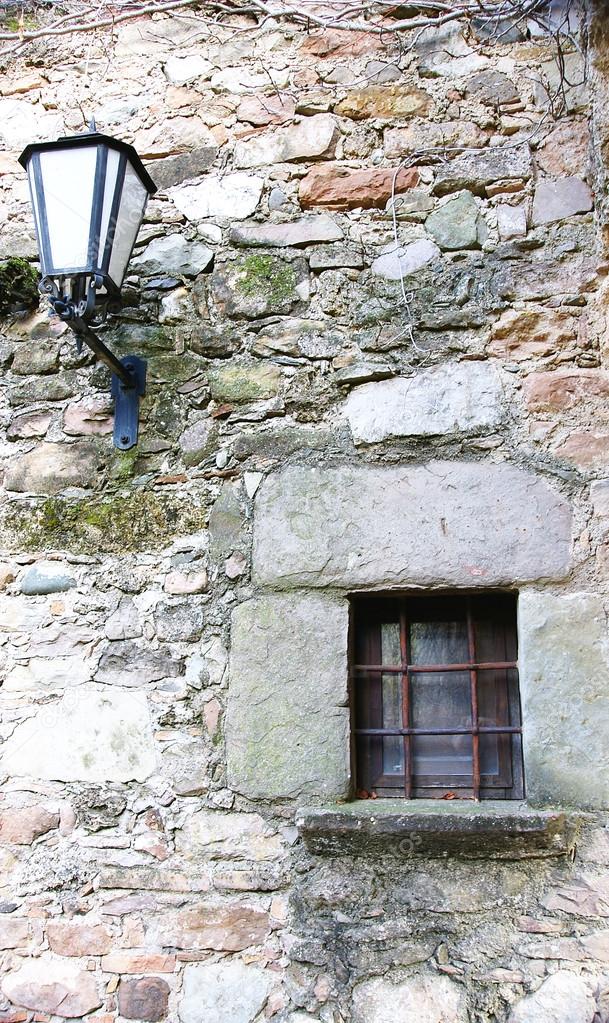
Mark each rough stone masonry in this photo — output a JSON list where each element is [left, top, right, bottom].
[[2, 1, 609, 1020]]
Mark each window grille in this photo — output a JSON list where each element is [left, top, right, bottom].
[[351, 593, 524, 800]]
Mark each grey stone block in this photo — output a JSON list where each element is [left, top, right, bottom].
[[226, 593, 350, 800], [519, 591, 609, 809], [253, 463, 572, 589], [344, 363, 504, 444]]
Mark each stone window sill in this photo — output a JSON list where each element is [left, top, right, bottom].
[[296, 800, 580, 860]]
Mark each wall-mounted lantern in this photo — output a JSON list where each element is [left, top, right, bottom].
[[18, 123, 157, 449]]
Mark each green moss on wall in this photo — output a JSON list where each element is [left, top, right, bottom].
[[0, 258, 39, 317], [237, 254, 297, 307], [4, 490, 208, 554]]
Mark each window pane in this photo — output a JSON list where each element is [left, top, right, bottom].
[[410, 620, 469, 664], [381, 623, 403, 775], [411, 671, 471, 730], [412, 734, 473, 779]]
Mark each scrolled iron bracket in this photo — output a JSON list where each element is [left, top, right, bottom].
[[42, 276, 147, 450]]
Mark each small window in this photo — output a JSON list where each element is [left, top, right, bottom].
[[350, 593, 524, 800]]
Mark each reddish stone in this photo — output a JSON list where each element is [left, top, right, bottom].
[[555, 430, 609, 468], [155, 905, 270, 951], [516, 916, 568, 934], [524, 369, 609, 412], [489, 307, 580, 361], [1, 959, 101, 1018], [300, 29, 382, 57], [100, 951, 176, 973], [236, 94, 296, 127], [335, 85, 432, 120], [47, 921, 113, 957], [0, 917, 29, 950], [0, 806, 59, 845], [299, 164, 419, 211], [118, 979, 169, 1022], [536, 118, 591, 178]]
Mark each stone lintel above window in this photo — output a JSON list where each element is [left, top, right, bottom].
[[296, 801, 580, 860]]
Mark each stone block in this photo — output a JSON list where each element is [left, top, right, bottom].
[[371, 239, 440, 279], [425, 191, 482, 250], [352, 974, 466, 1023], [0, 805, 59, 845], [0, 685, 157, 783], [508, 971, 595, 1023], [465, 69, 520, 106], [532, 177, 593, 226], [168, 174, 264, 220], [345, 363, 504, 444], [20, 562, 76, 595], [154, 600, 206, 642], [1, 957, 101, 1018], [209, 361, 283, 402], [0, 917, 29, 950], [176, 809, 284, 861], [230, 215, 343, 248], [101, 952, 176, 973], [433, 144, 531, 196], [252, 463, 572, 588], [4, 442, 102, 495], [489, 307, 578, 361], [524, 369, 609, 412], [234, 114, 338, 167], [384, 121, 486, 159], [63, 399, 113, 437], [237, 93, 296, 126], [150, 903, 270, 951], [118, 978, 170, 1021], [299, 164, 419, 210], [519, 592, 609, 809], [226, 593, 350, 800], [210, 255, 308, 319], [132, 234, 213, 277], [151, 148, 218, 190], [95, 640, 182, 685], [47, 921, 113, 956], [496, 203, 527, 241], [536, 119, 590, 178], [555, 430, 609, 468], [417, 22, 488, 76], [179, 961, 272, 1023], [334, 85, 432, 119], [163, 54, 213, 85]]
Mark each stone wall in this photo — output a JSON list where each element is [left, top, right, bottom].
[[2, 1, 609, 1020]]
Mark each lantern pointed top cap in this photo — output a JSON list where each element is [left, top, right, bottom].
[[18, 130, 157, 196], [18, 126, 157, 304]]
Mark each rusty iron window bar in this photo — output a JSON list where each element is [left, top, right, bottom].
[[350, 593, 524, 802]]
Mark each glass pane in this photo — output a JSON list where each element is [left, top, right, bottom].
[[410, 620, 469, 665], [413, 733, 473, 779], [39, 146, 97, 272], [381, 623, 403, 775], [109, 162, 149, 288], [98, 147, 121, 270], [411, 671, 471, 730]]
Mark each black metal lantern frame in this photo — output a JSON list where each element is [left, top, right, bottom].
[[18, 126, 157, 450]]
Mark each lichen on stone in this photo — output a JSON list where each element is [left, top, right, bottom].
[[237, 254, 297, 307], [4, 491, 208, 554]]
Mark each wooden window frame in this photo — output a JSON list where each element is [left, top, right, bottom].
[[350, 592, 524, 801]]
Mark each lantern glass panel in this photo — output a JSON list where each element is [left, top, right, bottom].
[[108, 162, 149, 288], [34, 146, 98, 273]]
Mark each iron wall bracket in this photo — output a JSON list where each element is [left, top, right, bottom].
[[111, 356, 147, 450], [43, 282, 147, 451]]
